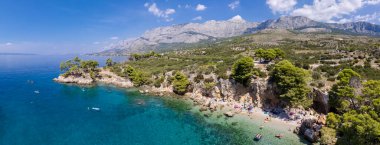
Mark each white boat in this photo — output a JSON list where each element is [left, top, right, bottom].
[[34, 90, 40, 94], [88, 107, 100, 111]]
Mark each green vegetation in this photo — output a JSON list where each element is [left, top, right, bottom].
[[255, 48, 284, 62], [129, 51, 161, 61], [106, 58, 114, 67], [59, 57, 99, 78], [320, 127, 337, 145], [59, 32, 380, 144], [271, 60, 311, 107], [153, 76, 165, 88], [124, 65, 148, 86], [326, 69, 380, 145], [172, 72, 190, 95], [231, 57, 255, 85], [329, 69, 361, 112]]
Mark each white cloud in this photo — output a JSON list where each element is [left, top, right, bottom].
[[364, 0, 380, 4], [195, 4, 207, 11], [228, 1, 240, 10], [5, 42, 13, 46], [266, 0, 297, 14], [192, 16, 202, 21], [290, 0, 380, 23], [338, 12, 380, 23], [145, 3, 176, 21], [185, 4, 191, 9], [110, 36, 119, 40], [228, 15, 245, 22]]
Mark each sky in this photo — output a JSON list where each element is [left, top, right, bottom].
[[0, 0, 379, 55]]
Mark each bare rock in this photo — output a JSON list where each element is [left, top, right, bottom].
[[317, 115, 327, 125], [224, 111, 235, 117], [54, 75, 94, 85], [303, 129, 318, 143], [199, 106, 208, 112]]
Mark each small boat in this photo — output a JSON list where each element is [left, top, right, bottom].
[[254, 134, 262, 141], [88, 107, 100, 111], [34, 90, 40, 94], [260, 125, 264, 129], [275, 134, 283, 139]]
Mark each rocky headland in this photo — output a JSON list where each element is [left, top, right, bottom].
[[55, 67, 327, 143]]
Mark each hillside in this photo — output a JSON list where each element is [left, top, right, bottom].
[[92, 16, 380, 56]]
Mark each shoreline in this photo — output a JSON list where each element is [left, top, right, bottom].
[[54, 69, 312, 144]]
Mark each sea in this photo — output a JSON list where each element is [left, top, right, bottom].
[[0, 55, 307, 145]]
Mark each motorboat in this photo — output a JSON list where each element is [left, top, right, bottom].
[[254, 134, 262, 141]]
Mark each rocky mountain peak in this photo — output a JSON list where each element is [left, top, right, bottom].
[[228, 15, 246, 23]]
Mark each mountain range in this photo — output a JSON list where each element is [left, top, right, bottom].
[[93, 16, 380, 56]]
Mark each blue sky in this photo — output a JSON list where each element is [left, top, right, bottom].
[[0, 0, 379, 54]]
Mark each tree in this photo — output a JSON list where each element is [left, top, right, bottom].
[[106, 58, 113, 67], [329, 69, 361, 112], [255, 48, 285, 62], [80, 60, 99, 72], [231, 57, 255, 85], [60, 60, 74, 72], [326, 112, 341, 129], [172, 72, 190, 95], [337, 111, 380, 145], [363, 80, 380, 99], [273, 48, 285, 59], [124, 65, 147, 86], [255, 48, 265, 62], [271, 60, 311, 107]]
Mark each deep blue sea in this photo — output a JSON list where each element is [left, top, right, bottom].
[[0, 55, 253, 145]]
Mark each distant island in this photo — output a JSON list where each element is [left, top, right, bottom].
[[0, 53, 37, 55]]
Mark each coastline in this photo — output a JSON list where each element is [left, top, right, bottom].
[[54, 68, 311, 144]]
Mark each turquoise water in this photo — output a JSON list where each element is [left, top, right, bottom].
[[0, 55, 308, 145], [0, 55, 254, 145]]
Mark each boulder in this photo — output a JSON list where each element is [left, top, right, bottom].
[[303, 129, 318, 143], [293, 127, 300, 134], [199, 106, 208, 112], [209, 103, 217, 111], [317, 115, 326, 125], [224, 111, 235, 117]]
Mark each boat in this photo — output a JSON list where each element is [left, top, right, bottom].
[[259, 125, 264, 129], [34, 90, 40, 94], [254, 134, 262, 141], [88, 107, 100, 111], [275, 134, 283, 139]]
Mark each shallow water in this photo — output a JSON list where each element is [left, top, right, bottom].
[[0, 55, 307, 145]]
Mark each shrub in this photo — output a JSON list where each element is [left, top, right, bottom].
[[320, 127, 337, 145], [154, 76, 164, 88], [194, 73, 204, 83], [172, 72, 190, 95]]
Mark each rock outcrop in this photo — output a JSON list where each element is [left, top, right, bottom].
[[312, 88, 329, 114], [54, 69, 134, 88], [53, 75, 94, 85]]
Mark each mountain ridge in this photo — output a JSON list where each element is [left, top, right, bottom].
[[93, 16, 380, 56]]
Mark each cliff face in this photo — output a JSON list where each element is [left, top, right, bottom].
[[55, 68, 330, 114]]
